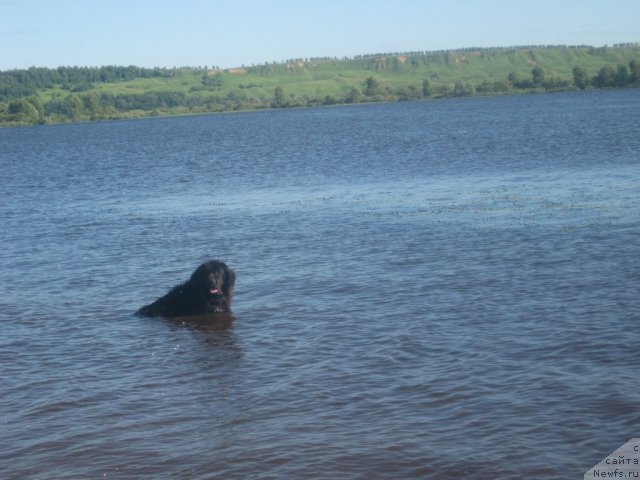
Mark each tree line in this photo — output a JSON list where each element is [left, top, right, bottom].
[[2, 91, 235, 124], [0, 66, 172, 102], [272, 60, 640, 108], [2, 61, 639, 125]]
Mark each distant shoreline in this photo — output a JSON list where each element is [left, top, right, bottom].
[[2, 44, 639, 127], [1, 88, 634, 130]]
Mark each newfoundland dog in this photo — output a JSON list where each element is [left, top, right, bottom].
[[136, 260, 235, 317]]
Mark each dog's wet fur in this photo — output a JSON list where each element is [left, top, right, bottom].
[[136, 260, 235, 317]]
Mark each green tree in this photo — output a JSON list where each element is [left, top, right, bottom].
[[615, 64, 630, 87], [363, 76, 381, 96], [7, 96, 43, 123], [572, 66, 589, 90], [323, 95, 337, 105], [273, 86, 286, 107], [422, 79, 432, 97], [202, 72, 223, 89], [26, 96, 44, 121], [46, 94, 84, 119], [629, 60, 640, 85], [453, 80, 474, 97], [82, 92, 101, 116], [67, 95, 85, 120], [507, 71, 533, 89], [593, 65, 616, 88], [476, 79, 494, 94], [395, 86, 421, 101], [532, 66, 545, 86], [344, 86, 362, 103]]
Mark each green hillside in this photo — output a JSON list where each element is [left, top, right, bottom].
[[2, 44, 639, 126]]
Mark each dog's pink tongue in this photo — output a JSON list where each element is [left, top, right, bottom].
[[210, 288, 220, 295]]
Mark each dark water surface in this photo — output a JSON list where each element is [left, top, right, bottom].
[[1, 90, 639, 479]]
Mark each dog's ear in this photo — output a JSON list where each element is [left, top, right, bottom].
[[190, 263, 209, 285]]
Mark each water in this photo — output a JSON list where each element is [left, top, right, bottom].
[[1, 90, 639, 479]]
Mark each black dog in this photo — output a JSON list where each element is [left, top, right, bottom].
[[137, 260, 235, 317]]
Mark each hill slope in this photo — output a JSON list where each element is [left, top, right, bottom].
[[2, 44, 639, 125]]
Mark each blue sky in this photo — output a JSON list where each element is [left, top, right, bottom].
[[1, 0, 639, 70]]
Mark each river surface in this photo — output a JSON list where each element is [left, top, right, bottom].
[[1, 90, 639, 479]]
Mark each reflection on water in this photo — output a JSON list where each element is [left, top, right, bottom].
[[168, 313, 236, 331]]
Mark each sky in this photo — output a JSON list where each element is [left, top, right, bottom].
[[1, 0, 639, 70]]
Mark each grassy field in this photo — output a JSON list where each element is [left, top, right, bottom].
[[2, 44, 640, 125], [215, 45, 640, 95]]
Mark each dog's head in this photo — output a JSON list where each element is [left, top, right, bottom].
[[190, 260, 235, 311]]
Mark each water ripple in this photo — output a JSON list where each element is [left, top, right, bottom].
[[1, 90, 639, 479]]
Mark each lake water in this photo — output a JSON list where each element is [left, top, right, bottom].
[[1, 90, 639, 479]]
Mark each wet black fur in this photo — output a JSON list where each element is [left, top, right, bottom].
[[136, 260, 235, 317]]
